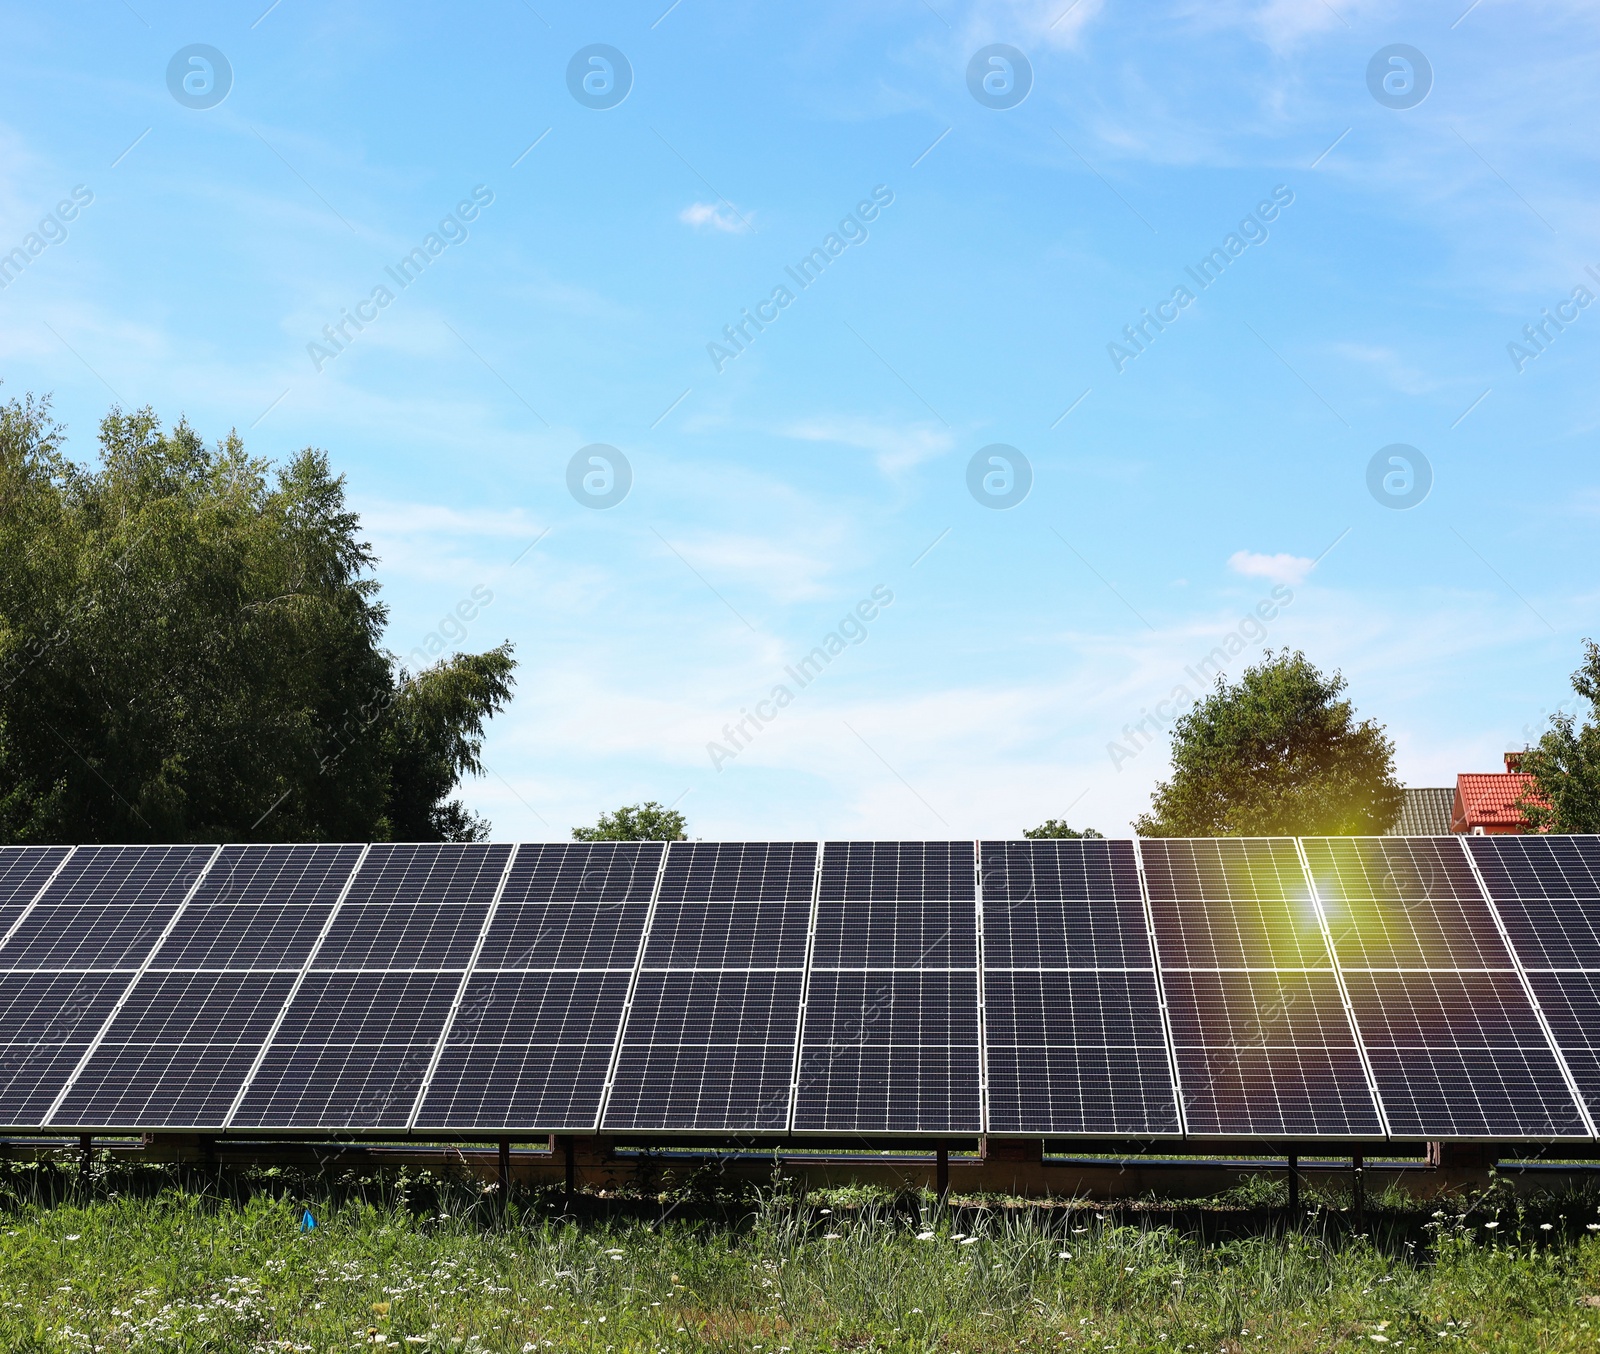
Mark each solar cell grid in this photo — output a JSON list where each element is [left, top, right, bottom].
[[1144, 837, 1382, 1139], [658, 841, 815, 901], [987, 1045, 1177, 1135], [818, 841, 975, 901], [506, 841, 665, 904], [1467, 835, 1600, 1126], [794, 841, 981, 1133], [227, 843, 512, 1131], [0, 845, 217, 971], [979, 838, 1143, 904], [601, 842, 816, 1133], [0, 847, 72, 936], [420, 843, 658, 1132], [984, 970, 1167, 1047], [0, 846, 222, 1128], [811, 898, 977, 968], [1305, 836, 1588, 1140], [642, 899, 809, 969], [41, 845, 364, 1131], [978, 839, 1180, 1135]]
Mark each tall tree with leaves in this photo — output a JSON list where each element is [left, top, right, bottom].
[[1520, 639, 1600, 832], [572, 802, 688, 842], [1134, 649, 1402, 837], [0, 394, 515, 843]]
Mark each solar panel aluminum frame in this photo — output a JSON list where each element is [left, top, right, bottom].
[[220, 844, 374, 1131], [1457, 836, 1597, 1140], [783, 842, 825, 1133], [972, 840, 990, 1135], [43, 846, 225, 1128], [1129, 838, 1190, 1141], [402, 844, 523, 1131]]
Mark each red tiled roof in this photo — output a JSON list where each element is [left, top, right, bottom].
[[1452, 772, 1549, 833]]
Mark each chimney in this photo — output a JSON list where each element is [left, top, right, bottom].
[[1504, 751, 1525, 773]]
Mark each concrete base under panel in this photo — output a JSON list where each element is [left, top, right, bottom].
[[13, 1135, 1597, 1199]]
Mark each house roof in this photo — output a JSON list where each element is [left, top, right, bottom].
[[1387, 787, 1455, 836], [1452, 772, 1549, 833]]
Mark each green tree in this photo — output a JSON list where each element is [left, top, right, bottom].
[[1024, 819, 1103, 839], [1520, 639, 1600, 832], [0, 394, 515, 844], [572, 801, 687, 842], [1134, 649, 1402, 838]]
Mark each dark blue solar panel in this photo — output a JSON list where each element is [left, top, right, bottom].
[[794, 841, 981, 1133], [981, 840, 1179, 1136], [1467, 834, 1600, 1126], [1305, 836, 1586, 1139], [1145, 837, 1382, 1139], [231, 972, 462, 1129], [229, 844, 513, 1130], [0, 973, 129, 1126], [0, 845, 216, 970], [155, 843, 362, 969], [420, 844, 663, 1132], [602, 843, 814, 1132], [0, 846, 72, 939]]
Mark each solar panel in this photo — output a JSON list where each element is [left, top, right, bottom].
[[0, 845, 218, 1128], [0, 846, 73, 938], [603, 842, 816, 1132], [1304, 836, 1588, 1139], [1142, 838, 1383, 1138], [981, 839, 1180, 1136], [50, 844, 364, 1130], [1467, 834, 1600, 1128], [792, 841, 981, 1134], [229, 843, 513, 1130], [415, 842, 666, 1132]]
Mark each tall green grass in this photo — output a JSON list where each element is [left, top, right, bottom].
[[1, 1155, 1599, 1351]]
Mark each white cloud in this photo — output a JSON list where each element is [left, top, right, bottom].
[[1227, 549, 1314, 586], [679, 201, 747, 234], [781, 416, 954, 475]]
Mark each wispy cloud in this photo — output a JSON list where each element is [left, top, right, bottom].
[[679, 201, 748, 233], [781, 416, 954, 475], [1228, 549, 1314, 586]]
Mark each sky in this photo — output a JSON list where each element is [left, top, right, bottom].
[[1, 0, 1597, 842]]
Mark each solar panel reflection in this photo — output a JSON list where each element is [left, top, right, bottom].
[[1304, 836, 1587, 1140], [1142, 838, 1382, 1139]]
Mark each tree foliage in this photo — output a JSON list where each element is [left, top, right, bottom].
[[0, 394, 515, 844], [1024, 819, 1103, 839], [572, 801, 688, 842], [1134, 649, 1402, 838], [1520, 639, 1600, 832]]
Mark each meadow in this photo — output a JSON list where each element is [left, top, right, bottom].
[[1, 1155, 1598, 1352]]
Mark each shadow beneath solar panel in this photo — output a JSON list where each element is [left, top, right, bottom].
[[6, 1140, 1600, 1260]]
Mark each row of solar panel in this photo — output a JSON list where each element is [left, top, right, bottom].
[[2, 835, 1599, 1141]]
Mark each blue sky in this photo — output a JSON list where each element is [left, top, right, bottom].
[[2, 0, 1597, 840]]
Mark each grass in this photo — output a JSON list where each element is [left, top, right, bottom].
[[2, 1156, 1600, 1351]]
